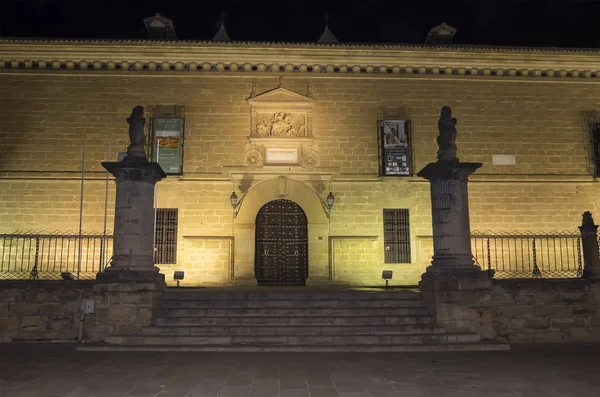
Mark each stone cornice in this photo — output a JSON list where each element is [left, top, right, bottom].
[[2, 39, 600, 80]]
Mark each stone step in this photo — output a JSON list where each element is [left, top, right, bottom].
[[159, 298, 426, 309], [162, 290, 421, 301], [105, 333, 481, 346], [78, 341, 510, 352], [154, 315, 434, 326], [155, 307, 430, 317], [142, 324, 446, 336]]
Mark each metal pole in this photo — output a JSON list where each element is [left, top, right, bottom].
[[153, 138, 159, 263], [77, 138, 86, 280], [101, 139, 111, 272], [232, 179, 235, 235]]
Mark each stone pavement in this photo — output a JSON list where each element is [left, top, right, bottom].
[[0, 343, 599, 397]]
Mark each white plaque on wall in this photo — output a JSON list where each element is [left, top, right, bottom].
[[265, 148, 299, 165], [492, 155, 516, 165]]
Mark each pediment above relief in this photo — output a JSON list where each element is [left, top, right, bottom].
[[247, 87, 316, 106], [247, 85, 315, 141]]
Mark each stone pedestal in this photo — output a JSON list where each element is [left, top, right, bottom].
[[89, 274, 165, 341], [580, 211, 600, 279], [89, 156, 166, 342], [417, 156, 495, 339], [419, 271, 495, 339]]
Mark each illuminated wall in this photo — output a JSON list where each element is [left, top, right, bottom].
[[1, 41, 599, 286]]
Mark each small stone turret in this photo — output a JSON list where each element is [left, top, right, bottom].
[[213, 11, 231, 41], [318, 13, 338, 44], [143, 13, 177, 40], [425, 22, 457, 45]]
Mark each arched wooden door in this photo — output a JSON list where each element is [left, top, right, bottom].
[[255, 199, 308, 286]]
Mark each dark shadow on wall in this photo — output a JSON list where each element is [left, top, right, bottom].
[[238, 174, 254, 194], [309, 175, 326, 195]]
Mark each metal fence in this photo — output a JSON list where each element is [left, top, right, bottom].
[[0, 232, 113, 280], [471, 231, 583, 279]]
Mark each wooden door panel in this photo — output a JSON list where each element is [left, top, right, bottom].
[[255, 199, 308, 286]]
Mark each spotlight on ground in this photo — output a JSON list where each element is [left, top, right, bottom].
[[174, 271, 185, 287], [382, 270, 393, 289], [61, 272, 74, 281]]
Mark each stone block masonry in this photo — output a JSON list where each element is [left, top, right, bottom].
[[89, 275, 165, 342], [0, 281, 93, 341], [0, 278, 600, 345], [492, 279, 600, 342], [2, 64, 600, 286]]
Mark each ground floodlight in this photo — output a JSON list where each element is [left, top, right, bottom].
[[174, 271, 185, 287], [382, 270, 393, 289]]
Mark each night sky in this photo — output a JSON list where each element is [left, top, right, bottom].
[[1, 0, 599, 48]]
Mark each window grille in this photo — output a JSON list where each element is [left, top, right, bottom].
[[155, 208, 178, 264], [592, 123, 600, 177], [383, 209, 411, 263]]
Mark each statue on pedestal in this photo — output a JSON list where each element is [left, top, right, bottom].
[[582, 211, 595, 228], [437, 106, 458, 162], [126, 106, 146, 159]]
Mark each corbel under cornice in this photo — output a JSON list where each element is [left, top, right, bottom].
[[2, 40, 600, 80]]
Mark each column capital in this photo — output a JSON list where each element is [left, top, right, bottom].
[[417, 161, 482, 181], [102, 159, 166, 184]]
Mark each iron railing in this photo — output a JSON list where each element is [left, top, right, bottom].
[[0, 231, 113, 280], [471, 231, 583, 279]]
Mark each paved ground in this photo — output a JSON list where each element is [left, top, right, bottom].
[[1, 343, 599, 397]]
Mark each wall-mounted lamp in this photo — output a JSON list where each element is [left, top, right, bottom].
[[322, 192, 335, 218], [230, 191, 245, 218], [230, 192, 238, 211]]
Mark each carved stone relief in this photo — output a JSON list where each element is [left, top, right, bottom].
[[277, 175, 288, 197], [245, 86, 316, 168], [245, 149, 263, 167], [301, 150, 319, 168], [255, 112, 307, 137]]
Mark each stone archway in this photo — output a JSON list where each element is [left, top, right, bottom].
[[255, 199, 308, 285], [232, 176, 330, 284], [235, 176, 328, 225]]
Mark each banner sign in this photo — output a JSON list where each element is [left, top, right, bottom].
[[379, 120, 411, 176], [153, 118, 183, 174]]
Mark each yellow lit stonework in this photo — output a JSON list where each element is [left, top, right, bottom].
[[1, 39, 600, 286]]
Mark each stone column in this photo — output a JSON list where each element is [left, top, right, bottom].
[[417, 162, 481, 273], [416, 106, 495, 341], [100, 158, 165, 279], [88, 106, 167, 342], [580, 211, 600, 279]]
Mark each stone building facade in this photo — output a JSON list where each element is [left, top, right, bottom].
[[1, 39, 600, 287]]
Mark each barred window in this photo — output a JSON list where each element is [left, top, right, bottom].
[[592, 123, 600, 177], [155, 208, 178, 264], [383, 209, 411, 263]]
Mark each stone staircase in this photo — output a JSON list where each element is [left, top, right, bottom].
[[90, 288, 509, 352]]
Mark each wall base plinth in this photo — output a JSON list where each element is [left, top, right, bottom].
[[419, 270, 495, 340], [89, 272, 165, 342]]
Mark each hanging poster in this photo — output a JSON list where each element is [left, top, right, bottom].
[[379, 120, 412, 176], [153, 118, 183, 174]]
